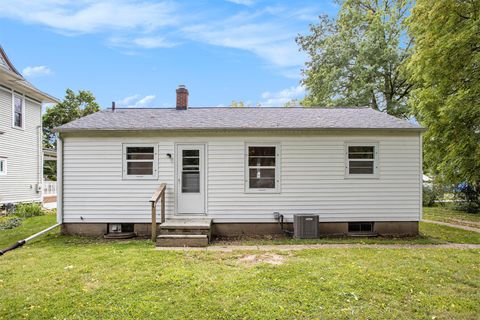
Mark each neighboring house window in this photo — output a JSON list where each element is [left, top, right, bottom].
[[246, 144, 280, 192], [13, 93, 24, 129], [122, 145, 158, 179], [345, 143, 379, 177], [0, 158, 6, 175]]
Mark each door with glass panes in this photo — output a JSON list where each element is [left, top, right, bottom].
[[176, 144, 205, 214]]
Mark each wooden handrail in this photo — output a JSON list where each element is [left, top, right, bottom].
[[149, 183, 166, 242]]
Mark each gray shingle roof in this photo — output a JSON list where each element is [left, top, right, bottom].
[[56, 107, 423, 132]]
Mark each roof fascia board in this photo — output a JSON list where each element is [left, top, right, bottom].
[[57, 127, 425, 136], [0, 69, 59, 103]]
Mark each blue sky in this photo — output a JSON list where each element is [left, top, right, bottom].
[[0, 0, 338, 108]]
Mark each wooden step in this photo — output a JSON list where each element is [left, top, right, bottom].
[[160, 218, 212, 230], [159, 218, 212, 240], [156, 234, 208, 247], [160, 228, 210, 236]]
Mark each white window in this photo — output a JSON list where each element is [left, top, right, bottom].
[[12, 93, 24, 129], [0, 158, 6, 176], [245, 144, 280, 193], [122, 144, 158, 179], [345, 143, 379, 178]]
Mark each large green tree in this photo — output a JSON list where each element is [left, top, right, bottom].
[[43, 89, 100, 149], [406, 0, 480, 210], [297, 0, 413, 117]]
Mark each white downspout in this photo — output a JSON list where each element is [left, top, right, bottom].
[[56, 134, 63, 224], [37, 125, 43, 198]]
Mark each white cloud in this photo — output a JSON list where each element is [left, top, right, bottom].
[[0, 1, 177, 34], [260, 85, 305, 107], [109, 36, 178, 49], [0, 1, 310, 74], [226, 0, 256, 6], [183, 17, 306, 68], [22, 66, 52, 77], [117, 94, 156, 108], [133, 37, 178, 49]]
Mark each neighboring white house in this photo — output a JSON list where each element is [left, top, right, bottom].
[[0, 46, 58, 205], [56, 86, 424, 241]]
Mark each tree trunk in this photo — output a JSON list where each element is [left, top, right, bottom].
[[371, 91, 379, 110]]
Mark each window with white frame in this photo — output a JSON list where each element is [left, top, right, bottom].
[[0, 158, 6, 175], [345, 143, 378, 177], [13, 94, 24, 129], [122, 145, 158, 179], [246, 144, 280, 192]]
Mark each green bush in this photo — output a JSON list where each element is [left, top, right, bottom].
[[0, 216, 23, 230], [14, 203, 44, 218], [423, 186, 437, 207], [454, 184, 480, 213]]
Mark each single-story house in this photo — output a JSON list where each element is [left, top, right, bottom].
[[55, 85, 424, 245]]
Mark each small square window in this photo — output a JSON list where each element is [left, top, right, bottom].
[[345, 143, 378, 178], [123, 145, 158, 179], [0, 159, 6, 175], [245, 144, 280, 193]]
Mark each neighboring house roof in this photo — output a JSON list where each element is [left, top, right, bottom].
[[56, 107, 424, 132], [0, 45, 59, 103], [43, 149, 57, 161], [0, 46, 22, 76]]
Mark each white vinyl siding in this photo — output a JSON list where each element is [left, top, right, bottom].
[[0, 87, 42, 203], [61, 132, 422, 223]]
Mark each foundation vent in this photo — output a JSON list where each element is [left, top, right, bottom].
[[293, 214, 319, 239], [104, 223, 136, 239]]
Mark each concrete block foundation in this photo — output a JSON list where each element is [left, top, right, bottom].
[[62, 221, 419, 237]]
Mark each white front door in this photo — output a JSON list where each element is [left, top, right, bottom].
[[176, 144, 206, 214]]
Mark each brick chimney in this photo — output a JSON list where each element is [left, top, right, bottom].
[[176, 85, 188, 110]]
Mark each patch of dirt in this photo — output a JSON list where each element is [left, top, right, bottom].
[[448, 218, 480, 228], [237, 253, 286, 265], [423, 219, 480, 233], [83, 279, 101, 291]]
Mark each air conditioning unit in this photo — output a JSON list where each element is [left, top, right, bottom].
[[293, 214, 319, 239]]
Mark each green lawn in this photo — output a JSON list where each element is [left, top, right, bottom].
[[420, 222, 480, 244], [423, 206, 480, 228], [0, 214, 57, 248], [221, 232, 442, 245], [1, 215, 480, 319]]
